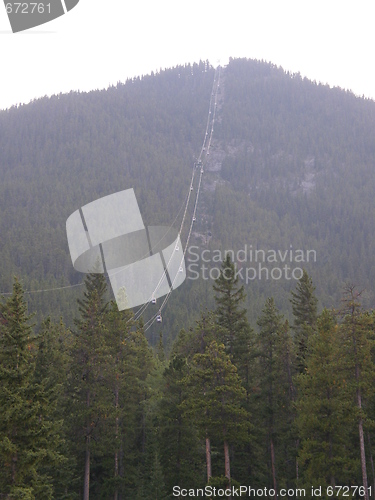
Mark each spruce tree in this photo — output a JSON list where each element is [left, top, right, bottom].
[[183, 341, 250, 485], [69, 272, 111, 500], [34, 318, 77, 498], [290, 269, 318, 373], [101, 301, 154, 498], [256, 297, 287, 498], [275, 319, 298, 488], [158, 355, 203, 492], [0, 279, 63, 498], [213, 254, 254, 384], [168, 312, 221, 486], [296, 308, 355, 488], [339, 286, 375, 500], [213, 258, 258, 486]]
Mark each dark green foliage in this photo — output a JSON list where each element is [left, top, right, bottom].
[[290, 270, 318, 331], [183, 341, 251, 474], [158, 355, 204, 494], [34, 318, 78, 498], [66, 275, 156, 498], [67, 273, 111, 498], [156, 332, 165, 362], [255, 298, 296, 491], [213, 255, 247, 349], [338, 287, 375, 498], [213, 255, 255, 384], [290, 269, 318, 373], [0, 280, 64, 498], [3, 265, 375, 496], [296, 308, 358, 488]]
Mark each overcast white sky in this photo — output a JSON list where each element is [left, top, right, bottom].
[[1, 0, 375, 110]]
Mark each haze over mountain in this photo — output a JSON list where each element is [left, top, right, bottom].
[[1, 57, 375, 342]]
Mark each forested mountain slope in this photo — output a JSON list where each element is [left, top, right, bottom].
[[1, 58, 375, 342]]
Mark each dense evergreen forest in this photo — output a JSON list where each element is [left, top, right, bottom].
[[1, 58, 375, 341], [1, 264, 375, 499], [1, 57, 375, 497]]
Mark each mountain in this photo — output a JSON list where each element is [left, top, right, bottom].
[[1, 57, 375, 343]]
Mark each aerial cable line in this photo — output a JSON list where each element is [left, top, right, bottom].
[[133, 67, 220, 324], [142, 67, 220, 328], [0, 282, 85, 296], [144, 159, 205, 331], [144, 66, 221, 329], [130, 163, 198, 322], [144, 66, 221, 331]]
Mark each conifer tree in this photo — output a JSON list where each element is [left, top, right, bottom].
[[290, 269, 318, 373], [170, 312, 220, 484], [102, 301, 154, 499], [339, 286, 375, 500], [183, 341, 250, 485], [296, 308, 355, 488], [256, 297, 286, 498], [274, 319, 297, 489], [69, 272, 110, 500], [159, 355, 203, 493], [213, 254, 247, 352], [213, 258, 257, 485], [0, 279, 63, 498], [34, 318, 77, 498], [213, 254, 254, 385]]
